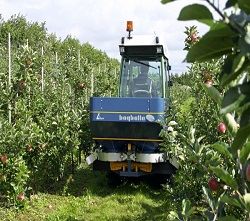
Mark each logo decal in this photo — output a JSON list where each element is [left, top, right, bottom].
[[146, 114, 155, 122], [96, 113, 104, 120], [118, 114, 145, 122]]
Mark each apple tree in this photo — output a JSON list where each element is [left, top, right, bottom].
[[161, 0, 250, 220]]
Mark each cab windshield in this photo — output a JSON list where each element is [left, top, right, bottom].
[[120, 58, 163, 98]]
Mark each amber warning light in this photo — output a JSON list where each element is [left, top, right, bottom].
[[126, 21, 133, 32], [126, 21, 133, 39]]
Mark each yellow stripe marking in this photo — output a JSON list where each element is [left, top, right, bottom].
[[110, 162, 152, 172], [93, 137, 163, 142]]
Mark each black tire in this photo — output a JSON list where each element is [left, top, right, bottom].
[[106, 171, 122, 187]]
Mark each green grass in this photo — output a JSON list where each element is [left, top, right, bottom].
[[0, 165, 172, 221]]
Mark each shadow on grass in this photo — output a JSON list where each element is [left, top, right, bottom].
[[135, 201, 172, 221], [45, 163, 167, 202], [3, 164, 174, 221]]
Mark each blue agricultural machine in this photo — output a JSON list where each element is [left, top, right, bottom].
[[86, 21, 178, 185]]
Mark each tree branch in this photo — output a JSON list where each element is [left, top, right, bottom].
[[204, 0, 244, 34], [204, 0, 226, 20]]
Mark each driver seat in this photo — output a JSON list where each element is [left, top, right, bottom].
[[132, 75, 152, 97]]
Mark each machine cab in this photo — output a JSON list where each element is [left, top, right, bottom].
[[119, 57, 170, 98], [119, 23, 171, 99], [87, 21, 178, 179]]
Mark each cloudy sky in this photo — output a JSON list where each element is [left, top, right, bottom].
[[1, 0, 226, 73]]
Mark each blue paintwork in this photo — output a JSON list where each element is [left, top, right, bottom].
[[90, 97, 167, 166], [90, 97, 167, 123], [96, 140, 159, 153]]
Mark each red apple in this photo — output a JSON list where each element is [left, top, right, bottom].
[[246, 164, 250, 182], [191, 33, 198, 43], [17, 192, 25, 202], [0, 154, 8, 165], [26, 144, 33, 152], [205, 79, 213, 87], [217, 122, 226, 133], [18, 80, 26, 90], [208, 177, 219, 191], [78, 83, 85, 89]]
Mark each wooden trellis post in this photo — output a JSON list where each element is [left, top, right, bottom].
[[85, 88, 88, 103], [41, 46, 44, 92], [78, 50, 81, 70], [91, 70, 94, 96], [8, 33, 12, 124], [55, 52, 58, 65]]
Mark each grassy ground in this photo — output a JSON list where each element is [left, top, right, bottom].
[[0, 164, 173, 221]]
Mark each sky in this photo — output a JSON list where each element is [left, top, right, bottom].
[[0, 0, 227, 74]]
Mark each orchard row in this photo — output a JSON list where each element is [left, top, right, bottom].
[[0, 15, 119, 207]]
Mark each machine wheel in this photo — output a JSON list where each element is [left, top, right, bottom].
[[106, 171, 122, 187], [147, 174, 173, 189]]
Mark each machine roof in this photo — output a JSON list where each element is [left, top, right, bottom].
[[122, 35, 160, 46], [120, 35, 169, 58]]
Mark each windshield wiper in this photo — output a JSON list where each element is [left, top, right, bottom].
[[132, 60, 157, 69]]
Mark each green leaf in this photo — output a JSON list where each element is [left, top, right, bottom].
[[243, 193, 250, 211], [210, 143, 233, 160], [209, 22, 237, 36], [186, 23, 237, 62], [210, 166, 238, 190], [239, 36, 250, 55], [221, 85, 246, 114], [178, 4, 213, 26], [239, 0, 250, 14], [240, 142, 250, 163], [218, 216, 238, 221], [181, 199, 196, 217], [187, 39, 232, 62], [201, 83, 222, 105], [232, 126, 250, 151], [240, 81, 250, 95], [220, 54, 249, 86], [232, 54, 246, 73], [240, 105, 250, 129], [232, 107, 250, 150], [220, 54, 235, 79], [161, 0, 175, 4], [224, 113, 239, 135], [221, 194, 243, 208], [245, 24, 250, 44], [168, 211, 179, 220], [182, 199, 190, 216], [240, 95, 250, 109], [202, 187, 216, 210]]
